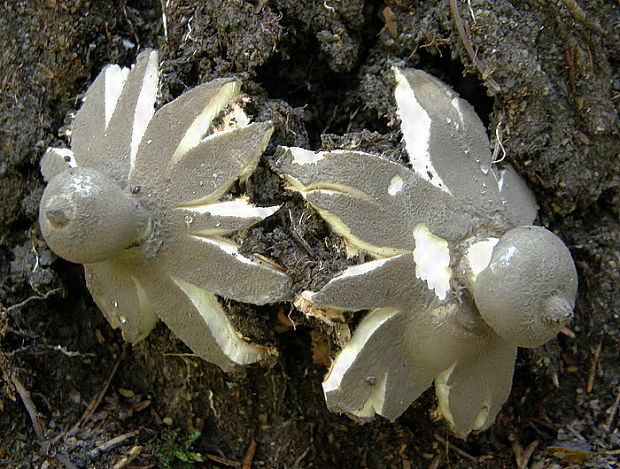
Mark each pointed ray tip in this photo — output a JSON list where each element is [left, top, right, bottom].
[[137, 48, 159, 63], [392, 65, 405, 80], [169, 77, 243, 166]]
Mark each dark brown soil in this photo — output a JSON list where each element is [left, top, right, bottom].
[[1, 1, 618, 468]]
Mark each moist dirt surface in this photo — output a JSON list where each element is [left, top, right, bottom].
[[1, 1, 619, 468]]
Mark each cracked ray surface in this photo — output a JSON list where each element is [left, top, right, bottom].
[[274, 67, 578, 437], [39, 49, 290, 371]]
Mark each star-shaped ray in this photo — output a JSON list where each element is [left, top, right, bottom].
[[39, 49, 291, 370]]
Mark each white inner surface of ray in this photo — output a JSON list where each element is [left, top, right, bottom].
[[170, 81, 240, 166], [451, 97, 465, 126], [171, 276, 265, 365], [104, 65, 129, 127], [338, 257, 391, 279], [131, 276, 158, 341], [473, 394, 491, 430], [467, 238, 499, 278], [129, 51, 159, 174], [497, 168, 507, 191], [412, 223, 451, 300], [350, 373, 388, 418], [315, 204, 405, 257], [434, 362, 457, 427], [179, 199, 279, 220], [388, 174, 404, 195], [306, 183, 375, 202], [394, 68, 450, 194], [323, 307, 399, 393], [290, 147, 326, 164], [192, 235, 258, 266], [284, 175, 407, 258]]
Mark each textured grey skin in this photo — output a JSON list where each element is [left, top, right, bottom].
[[438, 336, 516, 435], [70, 51, 155, 187], [274, 68, 578, 437], [322, 308, 436, 421], [133, 122, 274, 206], [169, 205, 268, 235], [475, 226, 578, 348], [495, 166, 539, 228], [397, 69, 539, 229], [311, 254, 432, 311], [274, 148, 472, 250], [39, 50, 291, 370], [84, 259, 157, 344], [274, 138, 536, 252]]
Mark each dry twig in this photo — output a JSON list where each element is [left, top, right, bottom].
[[205, 453, 240, 466], [242, 441, 257, 469], [7, 371, 44, 439], [293, 447, 310, 468], [428, 453, 442, 469], [112, 445, 143, 469], [55, 453, 80, 469], [434, 433, 479, 463], [512, 439, 539, 469], [559, 0, 605, 34], [586, 342, 602, 393], [449, 0, 501, 93], [605, 388, 620, 433], [88, 430, 140, 457], [3, 288, 61, 314]]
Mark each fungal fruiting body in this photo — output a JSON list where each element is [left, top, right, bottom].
[[39, 50, 290, 371], [274, 68, 578, 437]]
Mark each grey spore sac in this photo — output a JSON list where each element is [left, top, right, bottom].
[[274, 67, 578, 437], [39, 49, 291, 371]]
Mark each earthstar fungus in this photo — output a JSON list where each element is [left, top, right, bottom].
[[39, 50, 290, 371], [274, 67, 578, 436]]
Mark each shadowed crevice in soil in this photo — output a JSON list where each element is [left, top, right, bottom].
[[255, 1, 386, 147]]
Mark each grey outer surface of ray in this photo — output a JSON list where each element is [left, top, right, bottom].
[[38, 49, 291, 371], [274, 67, 578, 437]]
